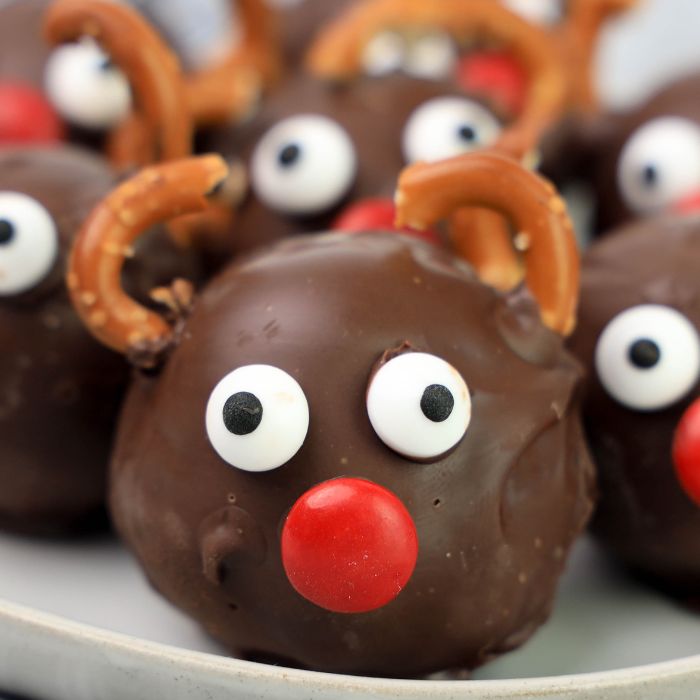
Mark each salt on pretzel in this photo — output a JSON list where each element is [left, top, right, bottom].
[[184, 0, 281, 126], [395, 152, 579, 336], [67, 156, 229, 358], [306, 0, 567, 161], [559, 0, 638, 112], [44, 0, 192, 169]]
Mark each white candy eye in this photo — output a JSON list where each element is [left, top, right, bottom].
[[402, 97, 502, 164], [367, 352, 471, 460], [617, 117, 700, 215], [44, 41, 131, 130], [503, 0, 562, 25], [206, 365, 310, 472], [251, 115, 357, 216], [404, 33, 456, 80], [596, 305, 700, 411], [0, 192, 59, 296], [361, 31, 407, 76]]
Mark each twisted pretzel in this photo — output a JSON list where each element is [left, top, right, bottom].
[[395, 152, 579, 335], [184, 0, 281, 126], [67, 156, 229, 358], [44, 0, 192, 169], [560, 0, 639, 112], [306, 0, 567, 160]]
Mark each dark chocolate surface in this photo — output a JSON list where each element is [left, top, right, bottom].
[[202, 71, 493, 256], [0, 146, 202, 534], [569, 215, 700, 594], [543, 74, 700, 236], [0, 0, 52, 89], [111, 232, 594, 677]]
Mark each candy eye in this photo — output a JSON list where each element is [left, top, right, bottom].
[[595, 305, 700, 411], [251, 115, 357, 216], [402, 97, 502, 164], [367, 352, 471, 460], [44, 41, 131, 130], [503, 0, 563, 25], [361, 31, 407, 76], [206, 365, 310, 472], [0, 192, 59, 296], [403, 33, 457, 80], [617, 117, 700, 215]]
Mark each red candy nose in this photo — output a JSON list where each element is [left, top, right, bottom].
[[333, 198, 441, 245], [674, 191, 700, 216], [673, 398, 700, 505], [281, 478, 418, 613], [456, 52, 528, 116], [0, 83, 64, 144]]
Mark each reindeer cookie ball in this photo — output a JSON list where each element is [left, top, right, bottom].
[[0, 147, 207, 535], [543, 73, 700, 236], [569, 216, 700, 597], [68, 154, 593, 676]]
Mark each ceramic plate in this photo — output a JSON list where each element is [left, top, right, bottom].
[[0, 534, 699, 699]]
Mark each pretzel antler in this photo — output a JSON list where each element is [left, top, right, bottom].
[[306, 0, 567, 160], [560, 0, 639, 112], [395, 152, 579, 335], [67, 156, 229, 362], [44, 0, 192, 168], [184, 0, 281, 126]]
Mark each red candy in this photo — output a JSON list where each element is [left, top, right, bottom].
[[673, 398, 700, 505], [456, 52, 528, 117], [281, 477, 418, 613], [0, 83, 64, 144], [333, 198, 441, 245], [674, 191, 700, 216]]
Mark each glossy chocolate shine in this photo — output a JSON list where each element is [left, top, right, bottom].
[[0, 147, 201, 534], [570, 216, 700, 594], [111, 232, 594, 676]]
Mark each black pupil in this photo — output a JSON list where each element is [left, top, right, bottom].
[[628, 339, 661, 369], [223, 392, 263, 435], [99, 57, 115, 72], [420, 384, 454, 423], [458, 125, 477, 143], [641, 164, 658, 188], [278, 143, 301, 168], [0, 219, 15, 245]]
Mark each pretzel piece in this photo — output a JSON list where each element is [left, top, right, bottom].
[[67, 156, 229, 359], [184, 0, 280, 126], [307, 0, 567, 160], [560, 0, 639, 111], [395, 152, 579, 335], [44, 0, 192, 167]]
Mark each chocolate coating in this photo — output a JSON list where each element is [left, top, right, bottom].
[[569, 215, 700, 595], [0, 146, 202, 534], [270, 0, 354, 63], [543, 74, 700, 235], [0, 0, 52, 89], [111, 232, 594, 677], [202, 71, 499, 256]]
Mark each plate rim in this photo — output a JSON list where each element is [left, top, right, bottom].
[[1, 596, 699, 696]]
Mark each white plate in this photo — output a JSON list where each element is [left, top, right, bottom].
[[0, 533, 699, 699], [3, 1, 700, 698]]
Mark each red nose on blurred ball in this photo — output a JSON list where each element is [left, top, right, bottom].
[[333, 198, 441, 246], [281, 477, 418, 613], [456, 52, 527, 117], [673, 398, 700, 505], [0, 83, 64, 144], [674, 191, 700, 216]]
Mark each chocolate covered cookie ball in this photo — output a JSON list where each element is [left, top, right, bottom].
[[68, 153, 593, 677], [0, 146, 208, 535], [569, 215, 700, 597]]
